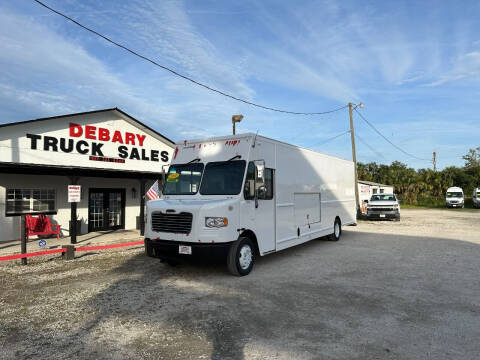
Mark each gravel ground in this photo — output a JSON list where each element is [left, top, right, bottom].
[[1, 208, 479, 360]]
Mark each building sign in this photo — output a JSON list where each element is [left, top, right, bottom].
[[89, 155, 125, 163], [25, 123, 169, 163], [68, 185, 81, 203], [360, 185, 370, 194], [0, 109, 173, 173]]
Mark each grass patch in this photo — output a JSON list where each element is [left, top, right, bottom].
[[400, 197, 478, 210]]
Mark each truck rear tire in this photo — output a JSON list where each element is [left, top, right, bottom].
[[227, 237, 254, 276], [328, 218, 341, 241]]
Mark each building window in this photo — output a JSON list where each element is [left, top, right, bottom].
[[372, 188, 378, 194], [380, 188, 384, 194], [6, 189, 56, 215]]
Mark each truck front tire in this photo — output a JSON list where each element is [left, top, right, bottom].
[[145, 239, 154, 257], [328, 218, 341, 241], [227, 237, 255, 276]]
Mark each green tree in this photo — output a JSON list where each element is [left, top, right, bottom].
[[462, 147, 480, 169], [357, 159, 478, 206]]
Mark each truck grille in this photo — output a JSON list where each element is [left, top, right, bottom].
[[369, 207, 394, 211], [151, 212, 193, 234]]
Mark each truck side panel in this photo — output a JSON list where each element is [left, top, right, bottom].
[[274, 142, 355, 252]]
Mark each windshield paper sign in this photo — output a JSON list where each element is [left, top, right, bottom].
[[167, 173, 179, 183]]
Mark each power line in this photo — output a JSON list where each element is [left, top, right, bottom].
[[354, 108, 431, 162], [309, 130, 350, 148], [355, 132, 386, 160], [32, 0, 348, 116]]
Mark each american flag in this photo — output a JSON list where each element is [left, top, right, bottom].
[[146, 180, 160, 200]]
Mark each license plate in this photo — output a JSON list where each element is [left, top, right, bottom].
[[380, 214, 386, 218], [179, 245, 192, 255]]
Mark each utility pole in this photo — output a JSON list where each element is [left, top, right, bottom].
[[349, 103, 361, 217], [433, 152, 437, 171]]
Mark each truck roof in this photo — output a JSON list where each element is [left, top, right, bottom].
[[176, 133, 352, 164], [446, 186, 463, 192]]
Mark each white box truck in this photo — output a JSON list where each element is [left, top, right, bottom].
[[144, 133, 356, 275]]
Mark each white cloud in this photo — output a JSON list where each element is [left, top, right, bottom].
[[425, 51, 480, 86], [0, 5, 255, 140], [66, 0, 254, 101]]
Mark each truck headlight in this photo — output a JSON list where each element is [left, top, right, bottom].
[[205, 217, 228, 228], [394, 204, 399, 209]]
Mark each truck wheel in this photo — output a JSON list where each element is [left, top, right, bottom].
[[144, 239, 154, 257], [227, 237, 254, 276], [328, 218, 341, 241]]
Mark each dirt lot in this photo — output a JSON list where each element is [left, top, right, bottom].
[[1, 209, 479, 360]]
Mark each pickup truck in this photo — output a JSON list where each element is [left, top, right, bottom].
[[366, 194, 400, 221]]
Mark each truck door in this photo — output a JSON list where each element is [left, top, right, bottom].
[[256, 168, 275, 253], [242, 162, 275, 254]]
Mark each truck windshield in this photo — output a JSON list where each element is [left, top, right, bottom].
[[200, 160, 246, 195], [163, 163, 204, 195], [446, 192, 463, 198], [370, 194, 396, 201]]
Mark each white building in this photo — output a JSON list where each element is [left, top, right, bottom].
[[0, 108, 175, 242], [358, 180, 394, 214]]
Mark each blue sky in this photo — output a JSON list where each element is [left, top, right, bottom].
[[0, 0, 479, 169]]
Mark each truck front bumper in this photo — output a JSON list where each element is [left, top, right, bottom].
[[367, 210, 400, 219], [446, 203, 463, 208], [144, 238, 232, 263]]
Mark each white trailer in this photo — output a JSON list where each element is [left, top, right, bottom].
[[144, 133, 356, 275]]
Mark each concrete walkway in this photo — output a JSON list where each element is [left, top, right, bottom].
[[0, 229, 143, 257]]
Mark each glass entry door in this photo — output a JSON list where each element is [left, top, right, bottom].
[[88, 189, 125, 231]]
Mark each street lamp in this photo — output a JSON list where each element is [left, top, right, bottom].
[[232, 115, 243, 135]]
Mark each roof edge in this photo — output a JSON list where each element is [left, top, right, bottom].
[[358, 180, 392, 187], [0, 107, 175, 146]]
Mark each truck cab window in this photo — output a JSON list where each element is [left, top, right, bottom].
[[244, 162, 255, 200], [262, 169, 274, 200], [163, 163, 204, 195], [244, 162, 274, 200], [200, 160, 246, 195]]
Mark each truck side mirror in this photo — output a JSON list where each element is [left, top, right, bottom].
[[255, 161, 265, 187], [254, 160, 265, 208]]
